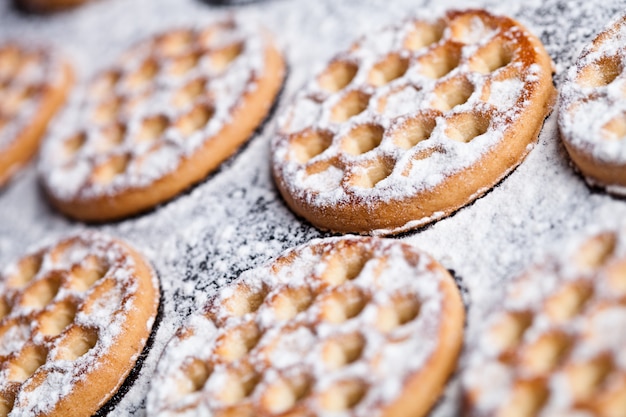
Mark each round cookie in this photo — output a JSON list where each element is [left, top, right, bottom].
[[39, 19, 285, 222], [463, 228, 626, 416], [0, 232, 160, 417], [147, 236, 465, 417], [559, 13, 626, 195], [0, 42, 72, 187], [272, 9, 555, 235]]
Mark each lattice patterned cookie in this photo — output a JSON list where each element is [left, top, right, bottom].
[[147, 236, 464, 417], [272, 9, 555, 235], [0, 42, 72, 187], [39, 19, 285, 221], [0, 232, 160, 417], [463, 229, 626, 416], [559, 14, 626, 195]]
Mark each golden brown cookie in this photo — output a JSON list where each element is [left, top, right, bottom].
[[272, 9, 555, 235], [0, 232, 160, 417], [463, 228, 626, 416], [559, 13, 626, 195], [147, 236, 464, 417], [0, 42, 72, 187], [39, 20, 285, 221]]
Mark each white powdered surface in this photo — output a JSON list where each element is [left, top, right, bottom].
[[1, 0, 626, 416]]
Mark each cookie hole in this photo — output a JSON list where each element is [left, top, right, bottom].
[[176, 104, 214, 137], [169, 52, 201, 76], [172, 78, 206, 108], [575, 232, 616, 270], [596, 378, 626, 417], [289, 129, 334, 164], [68, 255, 109, 292], [180, 358, 212, 394], [577, 54, 623, 88], [95, 123, 126, 153], [606, 259, 626, 295], [497, 380, 548, 417], [92, 97, 122, 125], [322, 332, 365, 370], [341, 123, 384, 155], [348, 157, 395, 189], [368, 53, 409, 87], [222, 282, 269, 317], [449, 13, 499, 44], [330, 90, 371, 123], [62, 132, 87, 160], [2, 87, 32, 115], [376, 293, 421, 332], [391, 112, 437, 149], [520, 332, 572, 376], [431, 75, 475, 111], [319, 379, 368, 411], [134, 115, 168, 144], [445, 112, 490, 143], [7, 344, 48, 382], [91, 154, 130, 185], [81, 279, 123, 316], [0, 46, 21, 78], [215, 366, 261, 406], [214, 321, 262, 362], [318, 60, 359, 93], [55, 326, 98, 361], [320, 287, 369, 324], [0, 391, 15, 417], [602, 113, 626, 140], [211, 42, 244, 73], [21, 274, 62, 309], [0, 298, 10, 320], [269, 286, 315, 321], [320, 242, 372, 285], [418, 44, 462, 79], [38, 300, 78, 337], [566, 355, 613, 401], [488, 311, 533, 353], [261, 373, 311, 414], [6, 253, 43, 288], [127, 59, 159, 90], [544, 281, 593, 322], [468, 37, 514, 75], [158, 30, 195, 58], [90, 70, 121, 99], [404, 20, 445, 51], [198, 21, 236, 47]]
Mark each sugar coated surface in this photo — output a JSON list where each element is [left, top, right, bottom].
[[2, 0, 626, 416]]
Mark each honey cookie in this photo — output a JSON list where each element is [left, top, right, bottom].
[[272, 9, 555, 235], [147, 236, 464, 417], [463, 228, 626, 416], [559, 14, 626, 195], [0, 232, 160, 417], [0, 42, 72, 187], [39, 20, 285, 221]]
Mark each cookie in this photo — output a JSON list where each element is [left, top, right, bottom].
[[272, 9, 555, 235], [0, 232, 160, 417], [559, 14, 626, 195], [39, 20, 285, 221], [0, 42, 72, 187], [147, 236, 464, 417], [463, 228, 626, 416], [14, 0, 90, 13]]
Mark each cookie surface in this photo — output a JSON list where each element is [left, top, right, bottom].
[[39, 20, 285, 221], [463, 228, 626, 416], [272, 9, 555, 235], [0, 232, 160, 417], [0, 42, 72, 187], [147, 236, 464, 417], [559, 14, 626, 195]]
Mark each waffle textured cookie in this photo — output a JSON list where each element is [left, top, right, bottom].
[[559, 14, 626, 195], [0, 232, 160, 417], [147, 236, 464, 417], [14, 0, 90, 13], [0, 42, 72, 187], [463, 228, 626, 416], [39, 20, 285, 221], [272, 9, 555, 235]]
